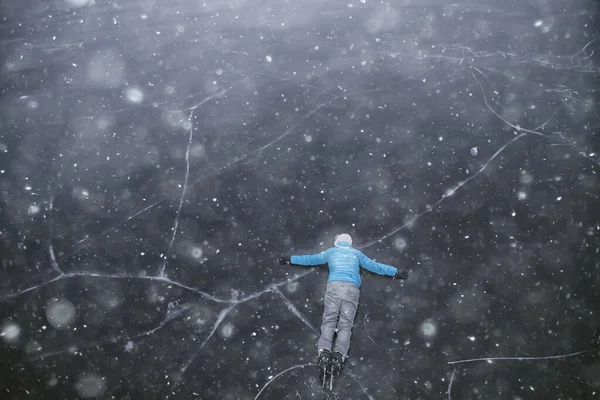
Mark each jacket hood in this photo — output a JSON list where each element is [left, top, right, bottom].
[[334, 233, 353, 248]]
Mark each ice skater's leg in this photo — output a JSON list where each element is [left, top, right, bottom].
[[317, 282, 342, 352], [332, 284, 360, 359]]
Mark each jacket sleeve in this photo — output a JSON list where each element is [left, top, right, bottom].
[[358, 252, 397, 276], [290, 251, 328, 266]]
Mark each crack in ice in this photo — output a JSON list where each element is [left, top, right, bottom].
[[448, 349, 596, 365], [1, 272, 230, 303], [446, 349, 596, 399], [31, 303, 193, 361], [447, 367, 456, 400], [273, 286, 319, 334], [571, 37, 599, 59], [253, 363, 316, 400], [158, 108, 195, 278]]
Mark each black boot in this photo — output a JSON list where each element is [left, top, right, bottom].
[[330, 351, 344, 374], [328, 351, 345, 390], [317, 349, 331, 385]]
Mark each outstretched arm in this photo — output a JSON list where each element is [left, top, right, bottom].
[[290, 251, 328, 266], [358, 252, 397, 276]]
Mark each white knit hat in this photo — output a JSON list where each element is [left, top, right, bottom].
[[334, 233, 352, 247]]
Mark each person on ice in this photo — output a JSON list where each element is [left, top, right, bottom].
[[279, 233, 408, 384]]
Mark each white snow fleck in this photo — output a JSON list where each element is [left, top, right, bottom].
[[73, 187, 90, 200], [191, 247, 203, 259], [46, 298, 76, 330], [220, 322, 235, 338], [286, 281, 299, 293], [266, 55, 272, 63], [1, 322, 21, 344], [393, 237, 407, 252], [418, 320, 437, 338], [520, 171, 534, 184], [27, 204, 40, 215], [66, 0, 90, 8], [47, 374, 59, 387], [124, 86, 144, 104]]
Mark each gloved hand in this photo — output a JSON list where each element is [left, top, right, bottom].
[[279, 256, 291, 265], [395, 270, 408, 280]]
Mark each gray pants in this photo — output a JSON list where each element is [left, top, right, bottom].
[[317, 280, 360, 357]]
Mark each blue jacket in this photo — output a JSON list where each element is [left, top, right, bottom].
[[290, 242, 397, 288]]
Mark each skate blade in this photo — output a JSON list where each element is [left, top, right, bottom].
[[327, 365, 341, 391]]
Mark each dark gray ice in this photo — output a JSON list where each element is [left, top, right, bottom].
[[1, 0, 599, 398]]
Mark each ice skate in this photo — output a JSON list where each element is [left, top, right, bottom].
[[328, 351, 344, 391], [317, 349, 331, 386]]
